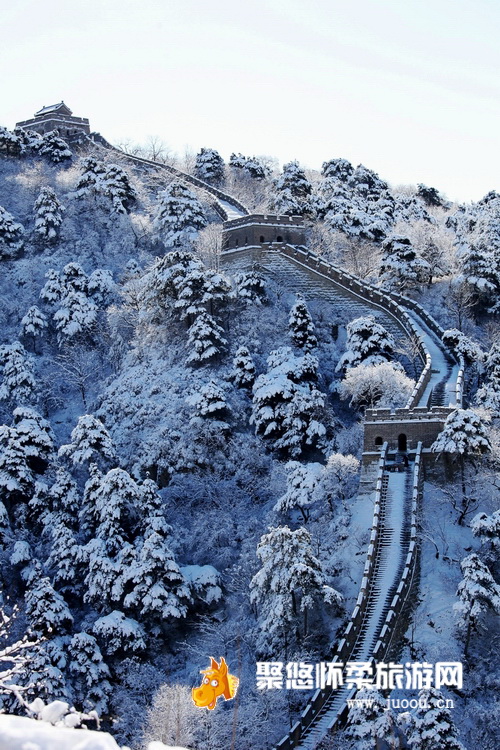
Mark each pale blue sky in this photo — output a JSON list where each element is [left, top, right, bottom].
[[1, 0, 499, 201]]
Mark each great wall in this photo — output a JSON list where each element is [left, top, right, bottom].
[[84, 131, 463, 749], [93, 140, 461, 749]]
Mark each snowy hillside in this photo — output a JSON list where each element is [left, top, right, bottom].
[[0, 126, 498, 750]]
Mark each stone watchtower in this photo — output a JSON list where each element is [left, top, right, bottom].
[[15, 102, 90, 139], [222, 214, 306, 251]]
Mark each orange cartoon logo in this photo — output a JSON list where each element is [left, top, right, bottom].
[[192, 656, 239, 710]]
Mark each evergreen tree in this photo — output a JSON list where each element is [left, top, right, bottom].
[[0, 205, 24, 257], [347, 686, 399, 750], [432, 409, 491, 457], [0, 425, 33, 499], [470, 509, 500, 561], [441, 329, 483, 365], [69, 632, 112, 715], [288, 294, 317, 352], [59, 415, 116, 467], [33, 130, 72, 163], [379, 235, 430, 291], [229, 153, 270, 180], [20, 306, 48, 350], [24, 572, 73, 636], [194, 147, 225, 186], [100, 163, 137, 213], [274, 461, 323, 522], [52, 290, 98, 344], [234, 270, 267, 305], [454, 553, 500, 654], [123, 524, 191, 628], [12, 407, 54, 472], [270, 161, 312, 216], [321, 157, 354, 182], [33, 187, 65, 243], [409, 688, 466, 749], [152, 181, 207, 248], [0, 126, 22, 156], [456, 240, 499, 309], [93, 467, 142, 554], [46, 520, 80, 589], [75, 157, 106, 199], [0, 341, 37, 405], [231, 346, 256, 389], [186, 312, 227, 365], [250, 525, 341, 648], [92, 610, 146, 655], [417, 183, 446, 207], [186, 379, 228, 418], [251, 347, 326, 457], [336, 315, 396, 374]]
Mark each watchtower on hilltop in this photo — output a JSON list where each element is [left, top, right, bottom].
[[16, 102, 90, 139]]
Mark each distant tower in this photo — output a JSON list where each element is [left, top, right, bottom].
[[15, 102, 90, 139]]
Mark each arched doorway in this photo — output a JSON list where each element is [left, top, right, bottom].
[[398, 433, 407, 452], [277, 235, 283, 242], [260, 235, 265, 243], [375, 436, 383, 448]]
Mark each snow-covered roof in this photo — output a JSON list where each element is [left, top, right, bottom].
[[35, 101, 72, 116]]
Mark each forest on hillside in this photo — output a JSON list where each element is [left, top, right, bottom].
[[0, 124, 498, 750]]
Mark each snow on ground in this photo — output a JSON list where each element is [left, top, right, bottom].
[[0, 714, 122, 750], [0, 715, 190, 750], [217, 198, 247, 220]]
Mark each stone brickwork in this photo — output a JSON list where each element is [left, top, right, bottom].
[[16, 102, 90, 138], [222, 214, 306, 250], [363, 406, 453, 454]]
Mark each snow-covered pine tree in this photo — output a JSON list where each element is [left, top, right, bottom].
[[0, 425, 34, 501], [321, 157, 354, 182], [24, 571, 73, 636], [74, 157, 106, 199], [59, 414, 116, 467], [52, 289, 98, 345], [123, 524, 191, 630], [20, 306, 48, 352], [92, 467, 141, 555], [12, 407, 54, 473], [33, 187, 65, 243], [99, 163, 137, 213], [409, 687, 466, 749], [0, 205, 24, 258], [274, 461, 323, 522], [194, 148, 225, 186], [0, 126, 22, 156], [346, 686, 400, 750], [475, 342, 500, 416], [336, 315, 396, 374], [270, 160, 313, 217], [46, 520, 81, 589], [152, 181, 207, 249], [0, 341, 37, 405], [231, 346, 256, 389], [251, 347, 326, 457], [33, 130, 72, 163], [470, 509, 500, 561], [69, 632, 112, 715], [349, 164, 389, 201], [234, 270, 267, 305], [441, 329, 483, 365], [432, 409, 491, 458], [454, 553, 500, 654], [186, 379, 228, 419], [417, 183, 446, 207], [48, 467, 80, 526], [186, 311, 227, 365], [379, 235, 431, 291], [288, 294, 317, 352], [92, 610, 146, 655], [456, 240, 499, 310], [250, 525, 342, 650]]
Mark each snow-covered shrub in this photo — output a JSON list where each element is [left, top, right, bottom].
[[194, 147, 225, 186], [152, 181, 206, 248], [33, 187, 65, 243], [338, 362, 414, 409]]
